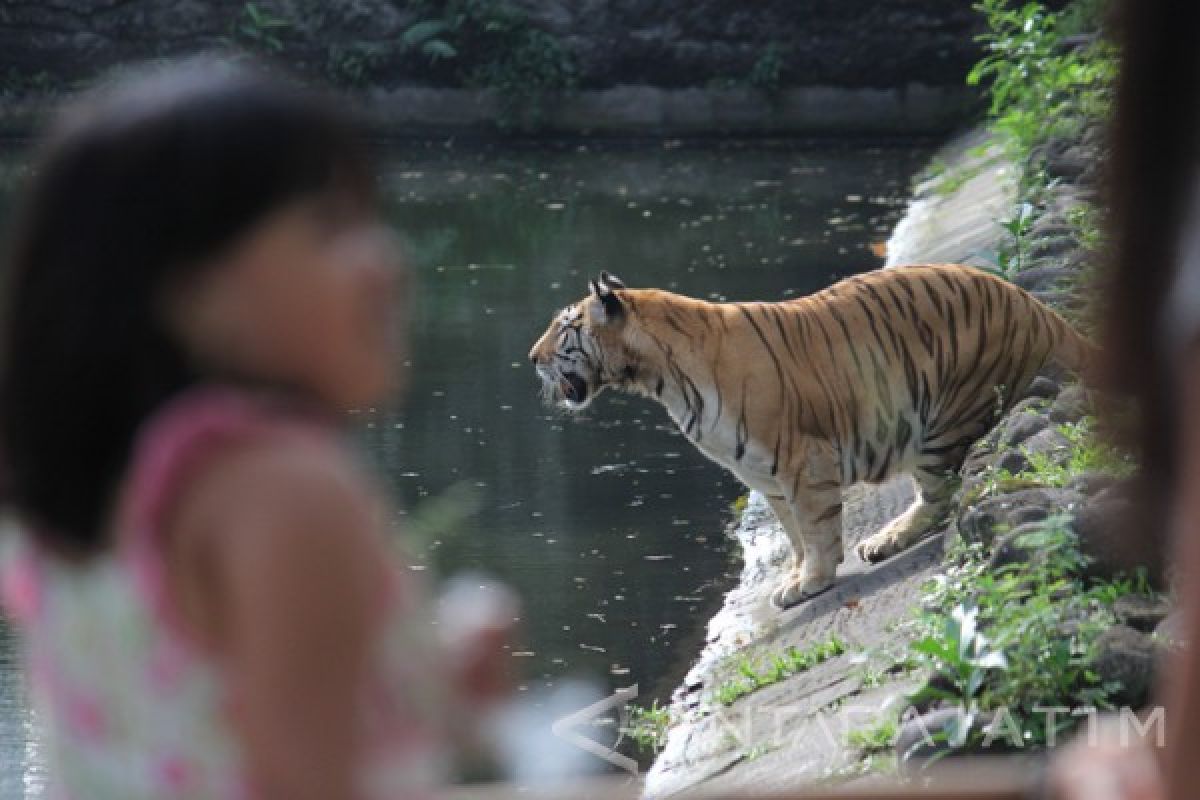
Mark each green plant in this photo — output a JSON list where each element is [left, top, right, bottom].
[[963, 413, 1135, 506], [466, 23, 577, 130], [909, 605, 1008, 747], [0, 68, 56, 97], [1019, 418, 1136, 487], [394, 0, 576, 131], [227, 2, 294, 53], [847, 715, 899, 754], [401, 18, 459, 63], [748, 42, 787, 94], [622, 700, 673, 753], [982, 201, 1036, 278], [713, 636, 846, 705], [967, 0, 1117, 155], [325, 42, 391, 86], [1058, 0, 1111, 36], [1066, 201, 1106, 252], [743, 743, 775, 762], [902, 515, 1138, 752]]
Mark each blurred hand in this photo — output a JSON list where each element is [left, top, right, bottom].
[[1047, 716, 1163, 800], [437, 573, 520, 706]]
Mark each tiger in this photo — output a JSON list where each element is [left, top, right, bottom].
[[527, 264, 1095, 610]]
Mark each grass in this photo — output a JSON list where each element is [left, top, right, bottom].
[[712, 635, 846, 706], [1020, 418, 1136, 486], [932, 163, 982, 197], [967, 415, 1135, 505], [1066, 201, 1106, 253], [622, 699, 673, 753], [847, 715, 899, 754]]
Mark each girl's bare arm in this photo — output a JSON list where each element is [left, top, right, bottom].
[[167, 437, 387, 800]]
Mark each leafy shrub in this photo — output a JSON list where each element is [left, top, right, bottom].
[[967, 0, 1117, 155], [748, 43, 787, 94], [226, 2, 294, 53], [909, 517, 1132, 752], [400, 0, 577, 131]]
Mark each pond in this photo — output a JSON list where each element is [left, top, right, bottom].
[[0, 137, 930, 796]]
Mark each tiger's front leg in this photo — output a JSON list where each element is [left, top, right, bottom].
[[769, 484, 844, 610]]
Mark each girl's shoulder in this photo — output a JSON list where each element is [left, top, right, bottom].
[[122, 383, 352, 528], [117, 384, 384, 644]]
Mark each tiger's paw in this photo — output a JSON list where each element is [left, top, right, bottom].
[[855, 530, 905, 564], [770, 571, 834, 610], [855, 501, 939, 564]]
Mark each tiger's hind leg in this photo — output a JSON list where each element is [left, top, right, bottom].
[[855, 468, 955, 564]]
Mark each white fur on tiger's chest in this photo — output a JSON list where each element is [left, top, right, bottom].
[[658, 388, 782, 496]]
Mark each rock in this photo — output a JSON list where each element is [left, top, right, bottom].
[[959, 488, 1085, 546], [1050, 385, 1093, 424], [994, 449, 1030, 475], [1033, 288, 1079, 309], [1028, 235, 1075, 261], [1028, 216, 1073, 240], [895, 708, 998, 768], [1069, 484, 1155, 583], [1021, 427, 1072, 463], [995, 410, 1050, 449], [1091, 625, 1156, 708], [988, 521, 1048, 570], [1046, 144, 1091, 180], [1155, 611, 1186, 647], [1023, 376, 1061, 401], [1113, 595, 1171, 633], [895, 707, 961, 762], [1014, 265, 1072, 294], [1066, 470, 1119, 496]]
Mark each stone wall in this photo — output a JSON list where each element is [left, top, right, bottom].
[[3, 1, 1078, 135], [0, 1, 997, 91]]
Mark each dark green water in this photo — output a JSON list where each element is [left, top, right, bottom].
[[0, 138, 930, 797]]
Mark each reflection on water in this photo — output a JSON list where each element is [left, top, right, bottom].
[[0, 138, 929, 795]]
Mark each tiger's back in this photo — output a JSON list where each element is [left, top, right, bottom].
[[766, 264, 1092, 489]]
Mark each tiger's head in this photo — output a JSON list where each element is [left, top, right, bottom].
[[528, 272, 633, 411]]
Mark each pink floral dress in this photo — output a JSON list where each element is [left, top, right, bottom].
[[0, 387, 450, 799]]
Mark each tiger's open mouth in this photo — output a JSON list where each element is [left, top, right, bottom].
[[559, 373, 589, 407]]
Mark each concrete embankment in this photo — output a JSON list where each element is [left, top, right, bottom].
[[0, 84, 975, 140]]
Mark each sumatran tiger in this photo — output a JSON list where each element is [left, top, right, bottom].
[[527, 264, 1095, 610]]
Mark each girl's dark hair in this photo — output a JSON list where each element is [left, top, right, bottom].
[[1104, 1, 1200, 529], [0, 55, 375, 553]]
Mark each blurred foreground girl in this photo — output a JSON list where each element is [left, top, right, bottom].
[[0, 57, 507, 799]]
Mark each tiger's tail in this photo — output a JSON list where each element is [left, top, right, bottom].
[[1038, 302, 1098, 380]]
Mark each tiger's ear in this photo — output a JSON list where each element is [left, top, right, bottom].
[[600, 271, 627, 290], [589, 276, 624, 323]]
